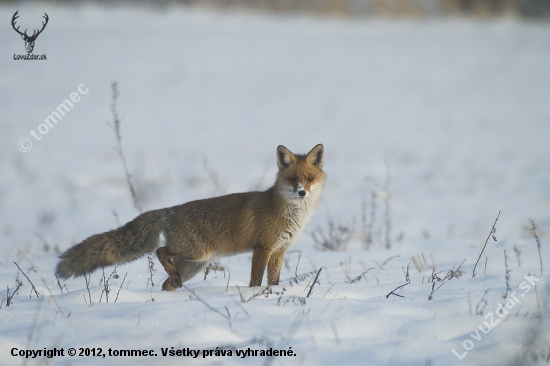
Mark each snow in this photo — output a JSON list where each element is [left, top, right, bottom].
[[1, 3, 549, 365]]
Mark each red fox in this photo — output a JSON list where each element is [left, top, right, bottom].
[[55, 144, 325, 290]]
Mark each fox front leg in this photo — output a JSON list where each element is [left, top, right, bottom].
[[266, 246, 288, 286], [250, 246, 272, 287]]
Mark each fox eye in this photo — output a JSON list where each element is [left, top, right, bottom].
[[288, 177, 297, 183], [306, 176, 313, 182]]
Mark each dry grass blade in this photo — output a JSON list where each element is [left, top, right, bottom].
[[531, 220, 543, 275], [114, 273, 128, 303], [5, 282, 22, 307], [472, 211, 501, 277], [14, 262, 39, 297], [306, 268, 323, 298], [386, 282, 411, 298], [108, 81, 142, 213], [182, 284, 229, 321]]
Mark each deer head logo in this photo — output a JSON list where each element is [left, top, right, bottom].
[[12, 11, 49, 54]]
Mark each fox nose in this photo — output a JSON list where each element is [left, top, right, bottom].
[[298, 190, 306, 197]]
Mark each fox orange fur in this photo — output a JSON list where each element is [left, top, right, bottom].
[[55, 144, 325, 289]]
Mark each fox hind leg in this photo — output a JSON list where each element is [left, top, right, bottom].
[[161, 258, 207, 291], [156, 246, 183, 290], [157, 246, 209, 291]]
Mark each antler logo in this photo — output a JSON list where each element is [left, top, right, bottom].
[[12, 11, 49, 54]]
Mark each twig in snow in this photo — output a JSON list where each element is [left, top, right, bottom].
[[277, 295, 306, 307], [281, 270, 317, 287], [306, 268, 323, 298], [448, 260, 465, 279], [230, 295, 250, 317], [513, 244, 521, 267], [322, 283, 335, 298], [386, 282, 411, 298], [340, 257, 351, 281], [503, 249, 512, 299], [403, 262, 410, 282], [84, 274, 92, 304], [472, 211, 501, 277], [5, 282, 22, 307], [345, 268, 374, 284], [99, 265, 119, 303], [14, 262, 39, 297], [107, 81, 142, 213], [54, 274, 65, 294], [428, 266, 456, 301], [531, 220, 543, 275], [147, 254, 156, 287], [183, 284, 228, 320], [383, 161, 392, 249], [475, 290, 490, 316], [99, 269, 107, 303], [535, 285, 541, 316], [246, 286, 273, 302], [375, 254, 399, 270], [235, 284, 246, 303], [183, 284, 233, 332], [428, 281, 444, 300], [114, 273, 128, 303]]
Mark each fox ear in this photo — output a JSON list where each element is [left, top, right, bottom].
[[306, 144, 324, 168], [277, 145, 296, 170]]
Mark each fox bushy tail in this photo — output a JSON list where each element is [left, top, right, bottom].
[[55, 209, 168, 279]]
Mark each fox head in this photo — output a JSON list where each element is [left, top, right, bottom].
[[276, 144, 325, 201]]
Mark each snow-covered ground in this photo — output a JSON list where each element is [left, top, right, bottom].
[[1, 3, 549, 365]]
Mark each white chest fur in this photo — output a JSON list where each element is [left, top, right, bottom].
[[274, 184, 322, 251]]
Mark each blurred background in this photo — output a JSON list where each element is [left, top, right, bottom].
[[188, 0, 550, 18], [3, 0, 548, 17]]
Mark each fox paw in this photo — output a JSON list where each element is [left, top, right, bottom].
[[162, 274, 182, 291], [162, 278, 178, 291]]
